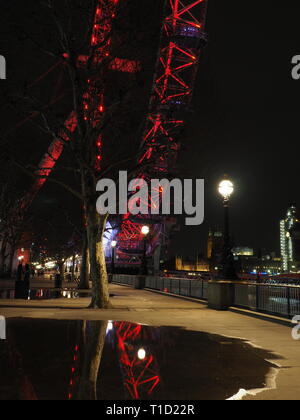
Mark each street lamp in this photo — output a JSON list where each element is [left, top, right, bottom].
[[141, 226, 150, 236], [140, 226, 150, 275], [218, 180, 234, 202], [218, 178, 238, 280], [111, 240, 117, 275], [137, 348, 146, 360]]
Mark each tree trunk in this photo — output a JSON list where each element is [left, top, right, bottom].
[[71, 254, 76, 282], [78, 231, 89, 290], [7, 245, 15, 279], [58, 261, 65, 282], [77, 321, 107, 400], [0, 239, 8, 278], [86, 204, 110, 309]]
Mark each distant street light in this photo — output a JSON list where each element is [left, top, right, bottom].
[[218, 178, 238, 280], [141, 226, 150, 275]]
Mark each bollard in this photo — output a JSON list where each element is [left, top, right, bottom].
[[55, 274, 62, 289], [208, 281, 235, 311], [15, 280, 26, 299], [134, 275, 146, 290]]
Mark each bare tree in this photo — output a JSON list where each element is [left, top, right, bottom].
[[4, 0, 160, 307], [77, 320, 107, 400], [0, 182, 32, 278]]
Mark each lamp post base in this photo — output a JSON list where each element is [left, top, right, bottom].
[[208, 281, 235, 311], [134, 275, 146, 290]]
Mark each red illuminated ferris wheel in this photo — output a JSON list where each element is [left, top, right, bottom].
[[20, 0, 208, 260]]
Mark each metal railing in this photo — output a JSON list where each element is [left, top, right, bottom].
[[112, 274, 135, 287], [112, 275, 300, 319], [112, 274, 208, 299], [234, 282, 300, 318], [145, 276, 208, 300]]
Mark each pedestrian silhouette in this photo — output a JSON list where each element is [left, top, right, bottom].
[[24, 264, 30, 289], [24, 264, 31, 298], [17, 263, 24, 281]]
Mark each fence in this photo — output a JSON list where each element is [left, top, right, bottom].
[[113, 274, 208, 300], [145, 276, 208, 300], [112, 275, 300, 319], [234, 282, 300, 318]]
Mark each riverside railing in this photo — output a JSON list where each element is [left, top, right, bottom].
[[234, 282, 300, 318], [112, 274, 208, 300], [112, 275, 300, 319]]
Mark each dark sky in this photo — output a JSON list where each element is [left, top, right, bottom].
[[1, 1, 300, 257], [173, 0, 300, 257]]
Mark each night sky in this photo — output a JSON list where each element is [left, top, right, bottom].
[[1, 1, 300, 258], [175, 0, 300, 257]]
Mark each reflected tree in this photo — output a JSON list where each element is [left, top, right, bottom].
[[77, 320, 107, 400]]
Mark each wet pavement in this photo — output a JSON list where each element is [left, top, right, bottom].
[[0, 318, 278, 400]]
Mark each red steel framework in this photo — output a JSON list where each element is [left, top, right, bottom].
[[114, 321, 160, 399], [117, 0, 208, 255], [68, 321, 160, 400], [21, 0, 121, 211], [10, 2, 208, 397], [19, 0, 208, 260]]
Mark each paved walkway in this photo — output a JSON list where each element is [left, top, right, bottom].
[[0, 284, 299, 400]]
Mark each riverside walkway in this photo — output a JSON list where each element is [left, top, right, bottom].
[[0, 282, 299, 400]]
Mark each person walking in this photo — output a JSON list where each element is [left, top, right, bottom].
[[23, 264, 31, 299], [17, 262, 24, 281], [15, 262, 24, 299]]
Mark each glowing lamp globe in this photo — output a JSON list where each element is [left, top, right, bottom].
[[137, 348, 146, 360], [218, 180, 234, 200], [111, 240, 117, 248], [141, 226, 150, 236]]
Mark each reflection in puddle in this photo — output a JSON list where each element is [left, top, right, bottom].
[[0, 319, 278, 400]]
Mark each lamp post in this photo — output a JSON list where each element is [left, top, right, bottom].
[[218, 179, 238, 280], [140, 226, 150, 275], [137, 348, 146, 360], [111, 240, 117, 275]]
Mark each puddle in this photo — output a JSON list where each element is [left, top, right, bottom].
[[0, 319, 278, 400], [0, 289, 90, 300]]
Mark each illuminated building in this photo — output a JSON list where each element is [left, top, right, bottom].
[[175, 256, 210, 272], [234, 254, 282, 275], [289, 221, 300, 272], [207, 229, 223, 259], [232, 247, 254, 257], [280, 205, 298, 272]]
